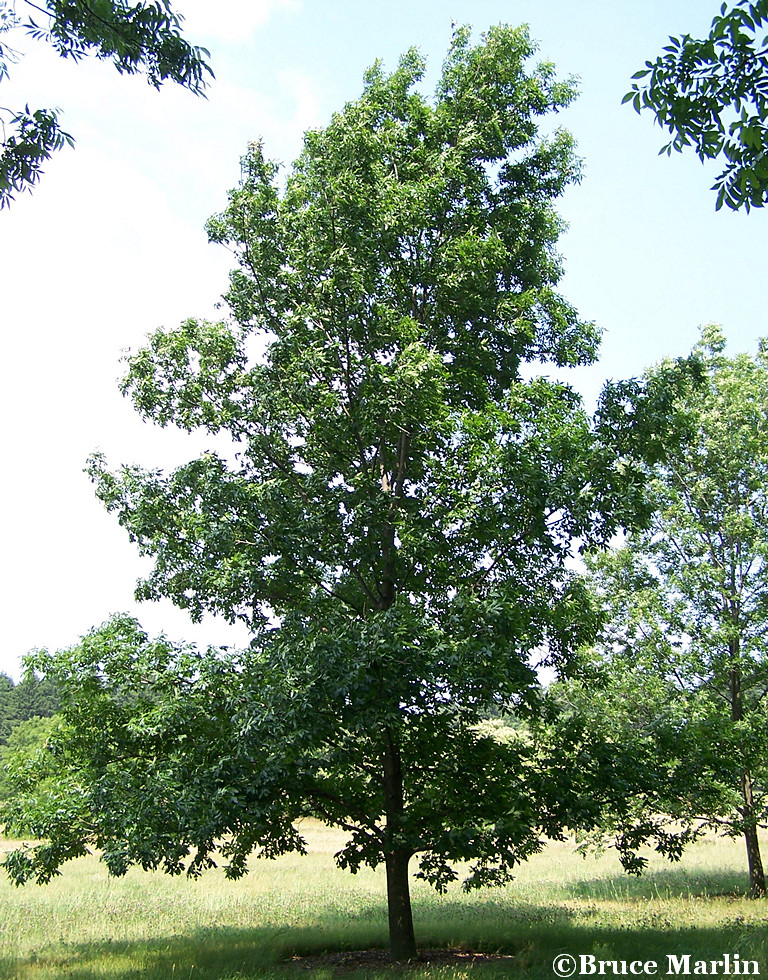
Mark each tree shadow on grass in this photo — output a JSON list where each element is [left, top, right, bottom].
[[0, 925, 287, 980], [409, 900, 768, 980], [3, 900, 767, 980]]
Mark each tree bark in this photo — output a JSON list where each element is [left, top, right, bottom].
[[382, 729, 417, 961], [741, 771, 766, 897], [730, 652, 766, 897], [385, 848, 417, 961]]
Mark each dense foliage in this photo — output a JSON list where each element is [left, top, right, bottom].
[[0, 672, 61, 807], [625, 0, 768, 211], [0, 715, 58, 804], [0, 671, 60, 745], [0, 0, 212, 207], [2, 26, 668, 959], [553, 326, 768, 896]]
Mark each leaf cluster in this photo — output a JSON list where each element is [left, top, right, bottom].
[[0, 0, 212, 207], [625, 0, 768, 210]]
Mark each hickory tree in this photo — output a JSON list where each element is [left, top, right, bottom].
[[2, 25, 660, 960]]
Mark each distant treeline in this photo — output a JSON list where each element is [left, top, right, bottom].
[[0, 673, 60, 746]]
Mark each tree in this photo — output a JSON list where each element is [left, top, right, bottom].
[[0, 672, 15, 744], [573, 325, 768, 896], [0, 670, 60, 746], [0, 0, 212, 208], [3, 27, 649, 961], [0, 714, 58, 805], [11, 671, 60, 723], [625, 0, 768, 211], [537, 653, 729, 880]]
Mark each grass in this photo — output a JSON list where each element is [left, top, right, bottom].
[[1, 823, 767, 979]]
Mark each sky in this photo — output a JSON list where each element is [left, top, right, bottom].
[[0, 0, 766, 678]]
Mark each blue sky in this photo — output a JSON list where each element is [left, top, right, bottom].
[[1, 0, 766, 677]]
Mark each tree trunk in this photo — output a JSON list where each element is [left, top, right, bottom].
[[730, 655, 766, 897], [385, 848, 417, 961], [382, 729, 417, 961], [741, 771, 766, 897]]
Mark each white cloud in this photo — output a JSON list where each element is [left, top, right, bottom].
[[0, 133, 238, 676], [277, 68, 323, 135], [0, 29, 328, 676], [176, 0, 301, 42]]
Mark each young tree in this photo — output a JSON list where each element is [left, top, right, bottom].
[[3, 27, 646, 960], [625, 0, 768, 211], [0, 0, 212, 207], [573, 325, 768, 896]]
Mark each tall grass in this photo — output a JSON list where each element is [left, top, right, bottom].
[[1, 824, 766, 979]]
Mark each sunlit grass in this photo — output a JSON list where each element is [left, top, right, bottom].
[[1, 823, 767, 978]]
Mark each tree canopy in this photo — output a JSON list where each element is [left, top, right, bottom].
[[625, 1, 768, 211], [0, 0, 212, 208], [2, 26, 662, 961], [561, 326, 768, 896]]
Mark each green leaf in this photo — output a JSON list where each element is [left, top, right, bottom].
[[0, 0, 212, 208], [3, 23, 667, 961], [625, 1, 768, 211]]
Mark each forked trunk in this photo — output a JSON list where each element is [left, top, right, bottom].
[[385, 848, 417, 961]]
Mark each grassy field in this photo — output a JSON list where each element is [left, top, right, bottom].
[[1, 823, 767, 979]]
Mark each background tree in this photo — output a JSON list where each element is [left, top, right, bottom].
[[11, 671, 60, 723], [0, 669, 60, 746], [537, 652, 730, 880], [564, 326, 768, 896], [0, 673, 14, 744], [0, 714, 57, 805], [0, 0, 212, 208], [3, 26, 652, 961], [0, 670, 61, 815], [625, 0, 768, 211]]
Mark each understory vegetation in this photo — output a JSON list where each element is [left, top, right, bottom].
[[0, 822, 766, 979]]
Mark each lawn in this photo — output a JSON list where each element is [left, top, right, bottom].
[[1, 823, 766, 979]]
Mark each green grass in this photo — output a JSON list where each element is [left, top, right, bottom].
[[1, 824, 767, 979]]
